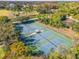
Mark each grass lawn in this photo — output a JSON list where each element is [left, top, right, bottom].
[[0, 9, 16, 19], [0, 46, 5, 59], [0, 9, 12, 16]]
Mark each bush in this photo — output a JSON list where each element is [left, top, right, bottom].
[[0, 16, 10, 24], [14, 16, 30, 22]]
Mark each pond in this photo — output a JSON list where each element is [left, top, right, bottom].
[[16, 19, 73, 55]]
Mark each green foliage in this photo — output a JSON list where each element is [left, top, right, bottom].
[[23, 5, 33, 13], [1, 2, 79, 59], [0, 47, 6, 59], [49, 49, 53, 59], [14, 16, 30, 22], [0, 16, 10, 24], [73, 14, 79, 20], [37, 13, 65, 28], [0, 16, 20, 54], [37, 2, 79, 29], [10, 41, 28, 56], [11, 4, 22, 12], [72, 22, 79, 32], [51, 13, 63, 27], [48, 44, 79, 59]]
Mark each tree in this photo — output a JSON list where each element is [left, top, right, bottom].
[[12, 3, 22, 12], [10, 41, 28, 56], [0, 16, 10, 24], [51, 13, 64, 28], [72, 22, 79, 32], [13, 16, 30, 22], [0, 16, 19, 51], [73, 14, 79, 20]]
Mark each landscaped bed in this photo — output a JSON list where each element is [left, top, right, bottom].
[[0, 46, 5, 59]]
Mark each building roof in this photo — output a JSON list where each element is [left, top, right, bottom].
[[63, 16, 74, 26]]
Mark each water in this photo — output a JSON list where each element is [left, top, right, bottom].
[[17, 19, 73, 55]]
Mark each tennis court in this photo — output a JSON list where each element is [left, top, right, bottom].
[[17, 19, 73, 54]]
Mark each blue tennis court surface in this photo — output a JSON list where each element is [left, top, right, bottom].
[[17, 19, 73, 54]]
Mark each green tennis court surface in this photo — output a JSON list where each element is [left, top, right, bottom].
[[17, 19, 73, 54]]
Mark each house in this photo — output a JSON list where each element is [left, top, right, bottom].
[[63, 16, 75, 29]]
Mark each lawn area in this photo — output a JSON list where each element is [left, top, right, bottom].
[[0, 10, 12, 16], [0, 46, 5, 59], [0, 9, 15, 19]]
